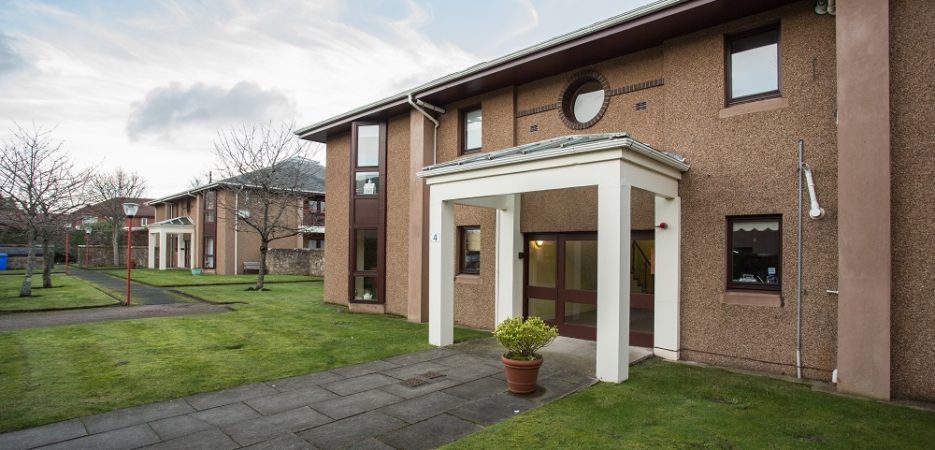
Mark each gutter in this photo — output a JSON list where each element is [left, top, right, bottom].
[[407, 94, 445, 165]]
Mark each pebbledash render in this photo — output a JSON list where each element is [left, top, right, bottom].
[[297, 0, 935, 403]]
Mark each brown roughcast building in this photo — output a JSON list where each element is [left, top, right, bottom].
[[297, 0, 934, 402]]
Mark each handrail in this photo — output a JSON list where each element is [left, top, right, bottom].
[[631, 240, 653, 294]]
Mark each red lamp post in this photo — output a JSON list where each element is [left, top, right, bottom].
[[64, 229, 70, 274], [122, 203, 139, 306], [83, 221, 91, 269]]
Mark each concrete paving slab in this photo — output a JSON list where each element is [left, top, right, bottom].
[[0, 419, 86, 450], [448, 392, 537, 426], [329, 360, 398, 378], [378, 377, 461, 400], [528, 375, 586, 404], [378, 391, 467, 424], [186, 383, 279, 411], [269, 371, 344, 392], [246, 386, 338, 415], [241, 433, 314, 450], [381, 361, 450, 381], [321, 373, 399, 396], [442, 376, 508, 401], [38, 423, 160, 450], [138, 427, 238, 450], [221, 417, 288, 447], [431, 353, 502, 369], [147, 414, 215, 441], [297, 412, 405, 450], [441, 362, 502, 382], [351, 437, 396, 450], [310, 389, 403, 420], [191, 402, 260, 427], [80, 399, 193, 434], [381, 348, 454, 366], [263, 406, 334, 433], [377, 414, 481, 450]]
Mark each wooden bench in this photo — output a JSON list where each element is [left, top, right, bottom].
[[243, 261, 262, 274]]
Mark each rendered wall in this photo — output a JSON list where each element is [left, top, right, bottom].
[[323, 133, 351, 306]]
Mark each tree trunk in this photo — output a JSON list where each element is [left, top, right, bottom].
[[41, 237, 53, 288], [256, 242, 268, 291], [112, 223, 120, 266], [19, 229, 35, 297]]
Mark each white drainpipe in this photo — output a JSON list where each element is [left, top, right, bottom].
[[407, 94, 445, 165], [796, 140, 827, 380], [802, 164, 826, 219]]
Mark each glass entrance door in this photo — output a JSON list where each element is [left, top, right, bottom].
[[524, 231, 655, 345]]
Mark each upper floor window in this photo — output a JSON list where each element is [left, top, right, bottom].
[[353, 123, 384, 196], [461, 106, 482, 154], [726, 25, 780, 104], [356, 124, 380, 167], [727, 216, 781, 291], [559, 70, 610, 129]]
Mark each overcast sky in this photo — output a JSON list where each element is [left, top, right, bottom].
[[0, 0, 653, 196]]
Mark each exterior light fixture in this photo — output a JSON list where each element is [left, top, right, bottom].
[[121, 202, 140, 306]]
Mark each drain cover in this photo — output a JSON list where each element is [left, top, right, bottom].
[[421, 371, 445, 379], [400, 378, 428, 388]]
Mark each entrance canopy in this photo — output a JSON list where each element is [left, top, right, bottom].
[[146, 216, 196, 270], [417, 133, 689, 382]]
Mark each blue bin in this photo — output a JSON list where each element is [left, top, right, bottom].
[[0, 253, 7, 271]]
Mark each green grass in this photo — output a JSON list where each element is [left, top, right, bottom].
[[0, 281, 488, 432], [0, 268, 65, 276], [102, 268, 320, 287], [0, 274, 119, 311], [446, 359, 935, 449]]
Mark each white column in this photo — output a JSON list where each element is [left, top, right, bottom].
[[158, 230, 168, 270], [596, 177, 631, 383], [176, 233, 184, 268], [189, 233, 196, 269], [654, 196, 681, 360], [495, 194, 523, 325], [428, 197, 455, 347], [147, 233, 156, 269]]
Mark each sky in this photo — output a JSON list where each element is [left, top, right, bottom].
[[0, 0, 654, 196]]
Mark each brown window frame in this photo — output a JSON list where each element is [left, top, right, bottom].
[[725, 23, 781, 106], [726, 215, 782, 292], [348, 122, 387, 304], [460, 105, 482, 155], [458, 226, 481, 275]]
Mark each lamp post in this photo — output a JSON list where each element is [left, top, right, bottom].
[[64, 226, 70, 274], [122, 203, 139, 306], [82, 218, 92, 269]]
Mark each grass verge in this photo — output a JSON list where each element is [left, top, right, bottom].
[[0, 281, 488, 432], [102, 268, 319, 287], [0, 274, 119, 312], [445, 358, 935, 449]]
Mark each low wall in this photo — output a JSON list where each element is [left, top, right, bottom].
[[3, 255, 47, 270], [77, 245, 148, 268], [267, 248, 324, 276]]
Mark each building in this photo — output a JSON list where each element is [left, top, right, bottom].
[[296, 0, 934, 403], [145, 159, 326, 274], [73, 197, 156, 231]]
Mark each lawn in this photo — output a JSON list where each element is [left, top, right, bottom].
[[0, 281, 488, 433], [446, 359, 935, 449], [102, 268, 319, 287], [0, 274, 119, 312]]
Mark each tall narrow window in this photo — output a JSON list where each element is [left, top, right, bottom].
[[727, 216, 781, 291], [349, 122, 386, 303], [204, 237, 215, 269], [461, 107, 482, 154], [459, 226, 481, 274], [726, 25, 780, 104]]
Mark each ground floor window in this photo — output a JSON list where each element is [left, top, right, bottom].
[[204, 237, 215, 269], [459, 226, 481, 274], [727, 215, 781, 290]]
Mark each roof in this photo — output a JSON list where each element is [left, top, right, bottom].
[[75, 198, 156, 219], [296, 0, 799, 143], [154, 216, 193, 226], [147, 158, 325, 205], [417, 133, 689, 178]]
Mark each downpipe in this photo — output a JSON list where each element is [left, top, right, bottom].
[[407, 94, 445, 165], [796, 140, 826, 379]]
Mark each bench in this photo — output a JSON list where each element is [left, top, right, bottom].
[[243, 261, 262, 274]]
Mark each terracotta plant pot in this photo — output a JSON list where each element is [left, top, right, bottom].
[[501, 355, 543, 394]]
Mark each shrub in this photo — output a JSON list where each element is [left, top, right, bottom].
[[492, 316, 559, 361]]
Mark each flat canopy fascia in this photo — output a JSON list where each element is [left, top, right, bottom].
[[296, 0, 800, 143]]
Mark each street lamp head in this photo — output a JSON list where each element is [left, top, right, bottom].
[[122, 202, 140, 218]]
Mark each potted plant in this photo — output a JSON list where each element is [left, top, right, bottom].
[[492, 316, 559, 394], [191, 267, 203, 276]]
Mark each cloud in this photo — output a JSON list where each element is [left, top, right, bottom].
[[126, 81, 294, 140], [0, 33, 28, 78]]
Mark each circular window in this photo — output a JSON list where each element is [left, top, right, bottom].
[[559, 70, 610, 129]]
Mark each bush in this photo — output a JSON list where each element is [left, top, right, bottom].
[[492, 316, 559, 361]]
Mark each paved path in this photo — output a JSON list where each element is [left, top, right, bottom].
[[69, 269, 182, 306], [0, 303, 230, 332], [0, 341, 602, 450]]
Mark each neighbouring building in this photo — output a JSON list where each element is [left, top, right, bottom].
[[296, 0, 935, 403], [144, 159, 326, 274]]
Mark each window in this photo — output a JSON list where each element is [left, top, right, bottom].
[[140, 218, 148, 226], [356, 124, 380, 167], [559, 70, 610, 129], [204, 237, 215, 269], [459, 226, 481, 274], [726, 25, 780, 104], [727, 216, 781, 291], [461, 107, 482, 154], [349, 122, 385, 303]]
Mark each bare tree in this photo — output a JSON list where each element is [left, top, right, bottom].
[[89, 169, 147, 266], [213, 122, 322, 290], [0, 124, 90, 296], [188, 170, 213, 189]]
